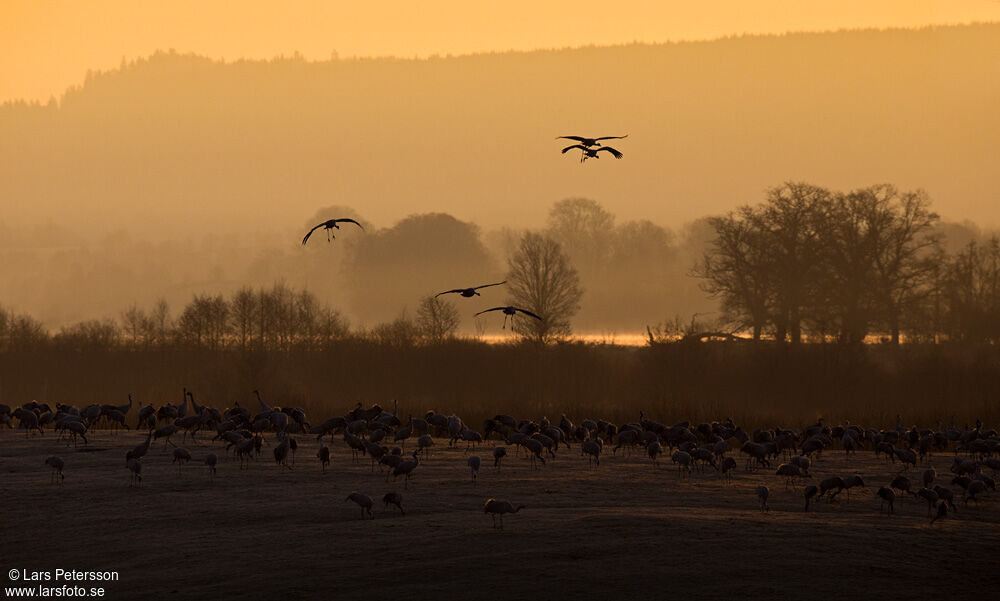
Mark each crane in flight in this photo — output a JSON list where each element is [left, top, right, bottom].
[[301, 218, 364, 245], [561, 144, 623, 163], [556, 135, 628, 148], [436, 281, 506, 299], [475, 306, 542, 329]]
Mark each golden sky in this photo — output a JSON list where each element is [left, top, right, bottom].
[[2, 0, 999, 102]]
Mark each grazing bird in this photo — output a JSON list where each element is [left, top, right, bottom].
[[672, 450, 693, 476], [775, 463, 809, 488], [804, 485, 819, 511], [756, 485, 770, 512], [475, 306, 542, 329], [930, 501, 947, 525], [890, 475, 914, 497], [44, 456, 65, 483], [842, 475, 866, 502], [582, 440, 602, 467], [493, 446, 507, 470], [392, 452, 420, 489], [346, 492, 375, 519], [383, 492, 405, 516], [273, 438, 291, 470], [561, 144, 624, 162], [916, 488, 940, 516], [818, 476, 846, 501], [153, 423, 180, 447], [127, 458, 142, 487], [484, 498, 524, 529], [301, 218, 364, 244], [317, 444, 331, 472], [922, 466, 936, 489], [468, 455, 481, 483], [877, 487, 896, 515], [964, 480, 986, 505], [555, 134, 628, 148], [436, 281, 506, 298], [416, 434, 435, 458], [204, 453, 217, 479], [172, 447, 192, 472], [647, 441, 663, 465], [720, 456, 737, 483], [933, 486, 958, 512]]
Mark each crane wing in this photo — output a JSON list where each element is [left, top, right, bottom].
[[556, 136, 587, 142], [435, 289, 465, 297], [475, 307, 507, 317], [597, 146, 623, 159], [301, 223, 324, 245], [335, 218, 365, 230], [561, 144, 587, 154], [594, 135, 628, 141], [472, 281, 507, 290], [515, 308, 543, 320]]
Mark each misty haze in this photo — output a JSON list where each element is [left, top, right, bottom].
[[2, 24, 999, 333], [3, 8, 1000, 601]]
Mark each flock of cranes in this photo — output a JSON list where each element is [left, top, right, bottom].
[[4, 396, 998, 528], [298, 133, 628, 331]]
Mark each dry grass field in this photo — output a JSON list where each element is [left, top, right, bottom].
[[1, 428, 998, 600]]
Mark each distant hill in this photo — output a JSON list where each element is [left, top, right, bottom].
[[2, 23, 998, 239]]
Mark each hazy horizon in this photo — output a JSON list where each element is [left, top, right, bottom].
[[2, 20, 999, 333]]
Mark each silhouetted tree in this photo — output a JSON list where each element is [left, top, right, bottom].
[[940, 236, 1000, 342], [370, 310, 420, 347], [699, 183, 940, 344], [120, 304, 149, 349], [177, 294, 230, 349], [505, 232, 582, 343], [695, 207, 772, 340], [0, 306, 48, 352], [230, 287, 258, 350], [54, 319, 121, 352], [416, 295, 460, 342]]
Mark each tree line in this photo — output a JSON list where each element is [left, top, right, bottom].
[[696, 182, 1000, 344]]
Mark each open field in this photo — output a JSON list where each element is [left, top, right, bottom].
[[2, 428, 998, 600]]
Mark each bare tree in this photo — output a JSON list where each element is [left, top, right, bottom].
[[120, 304, 149, 349], [230, 287, 258, 350], [146, 299, 172, 347], [940, 236, 1000, 343], [416, 295, 460, 342], [695, 207, 772, 341], [505, 232, 582, 343], [371, 310, 420, 347], [177, 294, 230, 349]]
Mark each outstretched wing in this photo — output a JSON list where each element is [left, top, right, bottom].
[[335, 218, 365, 230], [435, 289, 465, 298], [475, 307, 507, 317], [473, 281, 507, 291], [595, 135, 628, 141], [597, 146, 623, 159], [301, 223, 324, 245], [561, 144, 587, 154], [556, 136, 587, 142], [515, 308, 543, 320]]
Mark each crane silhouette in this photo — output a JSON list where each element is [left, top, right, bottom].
[[475, 306, 542, 329], [556, 135, 628, 148], [436, 281, 507, 298], [561, 144, 623, 163], [301, 218, 365, 245]]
